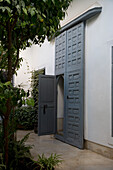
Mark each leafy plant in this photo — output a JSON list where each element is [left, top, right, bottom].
[[14, 106, 36, 130], [31, 69, 45, 131], [8, 133, 32, 169], [0, 153, 6, 170], [0, 0, 72, 167], [0, 81, 28, 166], [26, 97, 34, 107], [31, 69, 45, 111], [33, 153, 63, 170]]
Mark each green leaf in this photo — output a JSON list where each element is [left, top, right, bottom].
[[23, 8, 27, 15], [37, 14, 43, 22], [52, 0, 55, 5], [21, 0, 25, 8], [30, 7, 36, 16], [0, 83, 3, 88], [0, 7, 5, 12], [42, 13, 46, 18], [0, 6, 11, 13], [4, 81, 11, 86], [5, 0, 11, 4]]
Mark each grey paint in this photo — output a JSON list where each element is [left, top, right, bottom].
[[55, 31, 66, 75], [55, 22, 85, 148], [66, 23, 84, 72], [111, 47, 113, 137], [38, 75, 56, 136], [60, 7, 102, 33], [64, 23, 84, 149]]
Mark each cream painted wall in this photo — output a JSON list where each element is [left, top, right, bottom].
[[15, 0, 113, 148]]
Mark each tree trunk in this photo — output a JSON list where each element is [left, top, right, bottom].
[[4, 116, 10, 167], [4, 99, 11, 168], [4, 21, 12, 168]]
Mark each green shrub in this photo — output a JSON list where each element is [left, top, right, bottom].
[[8, 133, 32, 169], [0, 128, 63, 170], [33, 153, 63, 170], [26, 97, 34, 107], [0, 153, 6, 170], [15, 106, 36, 130], [31, 69, 45, 130]]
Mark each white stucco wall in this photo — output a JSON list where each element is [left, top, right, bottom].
[[84, 0, 113, 148], [14, 39, 55, 91], [15, 0, 113, 148]]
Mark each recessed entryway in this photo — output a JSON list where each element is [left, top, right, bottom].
[[57, 75, 64, 136]]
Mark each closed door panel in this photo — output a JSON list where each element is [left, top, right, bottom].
[[67, 23, 84, 72], [65, 69, 84, 148], [55, 31, 66, 75], [65, 22, 84, 149]]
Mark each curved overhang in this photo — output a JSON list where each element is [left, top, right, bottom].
[[60, 7, 102, 33]]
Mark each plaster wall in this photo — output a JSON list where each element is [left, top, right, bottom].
[[14, 39, 55, 91], [85, 0, 113, 148], [15, 0, 113, 148]]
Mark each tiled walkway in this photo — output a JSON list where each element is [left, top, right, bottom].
[[17, 130, 113, 170]]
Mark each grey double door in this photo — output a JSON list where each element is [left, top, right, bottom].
[[38, 22, 84, 149]]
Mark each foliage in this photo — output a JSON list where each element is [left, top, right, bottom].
[[0, 71, 7, 83], [0, 128, 32, 169], [0, 81, 26, 115], [8, 133, 32, 169], [31, 69, 45, 127], [14, 106, 36, 129], [0, 81, 27, 167], [0, 0, 72, 76], [0, 112, 63, 169], [33, 153, 62, 170], [0, 153, 6, 170], [26, 97, 34, 107], [0, 0, 72, 167]]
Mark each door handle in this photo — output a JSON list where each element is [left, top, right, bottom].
[[43, 104, 47, 114], [67, 96, 69, 99]]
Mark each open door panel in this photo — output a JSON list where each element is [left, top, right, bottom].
[[38, 75, 56, 136]]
